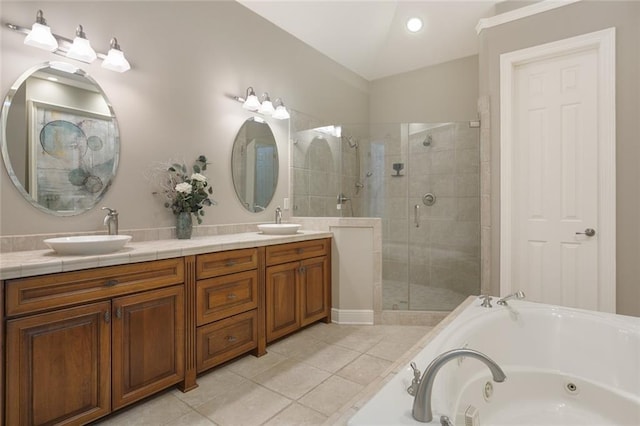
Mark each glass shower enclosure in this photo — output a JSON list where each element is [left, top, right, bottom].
[[292, 122, 480, 312]]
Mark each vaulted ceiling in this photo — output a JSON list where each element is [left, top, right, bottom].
[[237, 1, 499, 81]]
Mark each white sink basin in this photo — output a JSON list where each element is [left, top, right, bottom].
[[258, 223, 301, 235], [44, 235, 132, 255]]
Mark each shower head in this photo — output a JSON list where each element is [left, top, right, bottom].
[[423, 134, 433, 147], [343, 135, 358, 149]]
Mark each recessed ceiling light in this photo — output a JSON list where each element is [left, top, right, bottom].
[[406, 17, 423, 33]]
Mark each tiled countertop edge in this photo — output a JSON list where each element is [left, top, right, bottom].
[[0, 231, 332, 280], [326, 296, 477, 425]]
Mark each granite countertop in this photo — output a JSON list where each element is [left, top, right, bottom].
[[0, 230, 332, 280]]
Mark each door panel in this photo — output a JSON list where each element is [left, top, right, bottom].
[[265, 262, 299, 342], [300, 257, 329, 327]]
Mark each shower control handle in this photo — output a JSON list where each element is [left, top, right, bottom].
[[576, 228, 596, 237], [414, 204, 420, 228]]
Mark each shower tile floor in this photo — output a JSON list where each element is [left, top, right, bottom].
[[383, 279, 469, 311], [94, 322, 432, 426]]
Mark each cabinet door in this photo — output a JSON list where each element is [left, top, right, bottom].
[[112, 286, 184, 410], [265, 262, 299, 342], [6, 301, 111, 426], [300, 256, 330, 327]]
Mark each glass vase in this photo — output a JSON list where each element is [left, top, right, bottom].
[[176, 212, 193, 239]]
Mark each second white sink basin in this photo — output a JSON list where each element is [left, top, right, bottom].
[[44, 235, 132, 255], [258, 224, 301, 235]]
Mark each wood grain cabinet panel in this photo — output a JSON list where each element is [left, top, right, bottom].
[[196, 310, 257, 372], [265, 262, 300, 342], [197, 270, 258, 326], [265, 239, 328, 266], [196, 248, 258, 280], [112, 286, 185, 410], [6, 258, 184, 317], [300, 256, 330, 327], [6, 301, 111, 426]]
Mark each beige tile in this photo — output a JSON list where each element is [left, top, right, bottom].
[[329, 327, 386, 353], [227, 351, 288, 379], [164, 410, 217, 426], [263, 402, 327, 426], [95, 391, 192, 425], [336, 354, 393, 386], [296, 343, 360, 373], [298, 376, 364, 417], [196, 381, 290, 426], [172, 369, 249, 407], [252, 358, 331, 400], [366, 340, 415, 362], [266, 331, 325, 358]]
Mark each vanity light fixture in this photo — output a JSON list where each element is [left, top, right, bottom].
[[272, 98, 290, 120], [241, 87, 261, 111], [66, 25, 97, 63], [258, 92, 275, 115], [6, 10, 132, 72], [101, 38, 131, 72], [234, 86, 290, 120], [23, 10, 58, 51]]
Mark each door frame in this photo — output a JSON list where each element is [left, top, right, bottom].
[[499, 28, 616, 310]]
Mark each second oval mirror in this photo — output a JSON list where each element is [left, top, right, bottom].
[[231, 118, 278, 213]]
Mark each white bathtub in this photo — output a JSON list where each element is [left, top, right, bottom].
[[349, 298, 640, 425]]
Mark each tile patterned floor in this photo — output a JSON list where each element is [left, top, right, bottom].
[[95, 322, 432, 426]]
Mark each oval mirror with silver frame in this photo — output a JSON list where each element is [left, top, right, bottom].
[[1, 61, 120, 216], [231, 117, 278, 213]]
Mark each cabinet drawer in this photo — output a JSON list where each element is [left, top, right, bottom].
[[196, 248, 258, 279], [265, 239, 329, 266], [196, 310, 257, 372], [197, 270, 258, 326], [5, 258, 184, 317]]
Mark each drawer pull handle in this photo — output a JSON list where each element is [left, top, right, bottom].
[[298, 266, 306, 274], [104, 311, 111, 323], [296, 248, 304, 254], [104, 279, 119, 287], [115, 307, 122, 319], [227, 293, 237, 300], [226, 260, 236, 267], [226, 335, 237, 343]]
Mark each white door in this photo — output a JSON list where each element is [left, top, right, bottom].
[[500, 29, 616, 312]]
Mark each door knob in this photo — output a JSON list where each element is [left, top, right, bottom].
[[576, 228, 596, 237]]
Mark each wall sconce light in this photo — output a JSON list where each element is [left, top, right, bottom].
[[234, 86, 290, 120], [6, 10, 131, 72], [101, 38, 131, 73], [66, 25, 97, 63], [23, 10, 58, 51], [258, 92, 275, 115], [272, 98, 290, 120]]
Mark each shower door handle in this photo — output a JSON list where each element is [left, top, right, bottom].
[[414, 204, 420, 228]]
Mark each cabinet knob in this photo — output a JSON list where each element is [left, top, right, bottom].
[[225, 260, 236, 267], [226, 335, 237, 343], [298, 266, 306, 274], [104, 311, 111, 323], [227, 293, 237, 300], [115, 306, 122, 319], [104, 279, 118, 287], [296, 248, 304, 254]]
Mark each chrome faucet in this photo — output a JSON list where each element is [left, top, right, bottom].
[[412, 348, 506, 422], [275, 206, 282, 224], [497, 290, 526, 306], [102, 207, 119, 235]]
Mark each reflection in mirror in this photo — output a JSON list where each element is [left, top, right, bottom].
[[1, 61, 119, 216], [231, 117, 278, 213]]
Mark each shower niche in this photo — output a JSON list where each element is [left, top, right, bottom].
[[291, 122, 480, 312]]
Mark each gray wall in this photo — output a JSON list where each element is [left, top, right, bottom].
[[0, 1, 369, 235], [369, 55, 479, 123], [479, 1, 640, 316]]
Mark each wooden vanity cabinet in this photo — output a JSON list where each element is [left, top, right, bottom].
[[195, 248, 262, 373], [4, 259, 185, 425], [265, 239, 331, 342]]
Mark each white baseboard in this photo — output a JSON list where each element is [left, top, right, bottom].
[[331, 308, 374, 325]]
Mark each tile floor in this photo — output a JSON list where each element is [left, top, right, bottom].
[[95, 322, 432, 426]]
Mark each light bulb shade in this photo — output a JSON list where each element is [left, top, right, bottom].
[[102, 48, 131, 72], [24, 22, 58, 51], [272, 105, 290, 120], [258, 99, 275, 115], [242, 94, 261, 111], [66, 36, 97, 63]]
